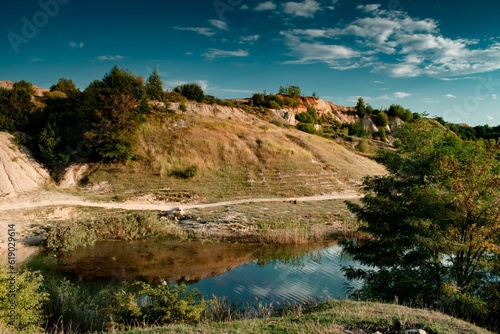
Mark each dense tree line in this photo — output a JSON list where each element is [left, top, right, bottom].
[[0, 66, 210, 175]]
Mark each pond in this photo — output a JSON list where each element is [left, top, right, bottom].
[[44, 239, 361, 306]]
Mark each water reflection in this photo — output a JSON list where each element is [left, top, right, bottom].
[[191, 245, 360, 305], [55, 239, 329, 282], [52, 239, 360, 305]]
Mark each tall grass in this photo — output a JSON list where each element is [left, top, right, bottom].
[[258, 219, 327, 245], [45, 212, 186, 253]]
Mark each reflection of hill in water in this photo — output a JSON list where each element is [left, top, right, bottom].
[[57, 239, 331, 283]]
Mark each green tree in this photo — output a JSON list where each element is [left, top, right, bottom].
[[342, 119, 500, 326], [146, 68, 164, 101], [388, 104, 413, 122], [102, 65, 146, 101], [372, 110, 389, 127], [50, 78, 78, 95], [0, 81, 35, 132], [279, 85, 301, 98], [174, 83, 204, 102], [356, 97, 366, 117], [86, 93, 141, 162]]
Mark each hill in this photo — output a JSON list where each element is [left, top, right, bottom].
[[82, 101, 386, 202]]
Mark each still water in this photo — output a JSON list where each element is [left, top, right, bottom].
[[53, 239, 361, 305], [190, 245, 361, 306]]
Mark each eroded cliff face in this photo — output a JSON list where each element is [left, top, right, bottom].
[[271, 96, 357, 126], [269, 96, 401, 135]]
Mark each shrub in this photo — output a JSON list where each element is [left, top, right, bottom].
[[372, 111, 389, 127], [171, 165, 198, 179], [179, 102, 187, 112], [0, 265, 48, 332], [268, 100, 281, 109], [356, 139, 370, 153], [164, 91, 186, 103], [174, 83, 204, 102], [42, 276, 114, 333], [45, 212, 182, 253], [296, 122, 317, 134], [113, 282, 207, 327]]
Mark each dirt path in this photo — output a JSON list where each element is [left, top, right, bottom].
[[0, 192, 361, 212]]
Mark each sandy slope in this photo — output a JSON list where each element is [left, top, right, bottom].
[[0, 132, 51, 195]]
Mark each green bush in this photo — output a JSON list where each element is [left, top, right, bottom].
[[296, 122, 317, 134], [42, 277, 114, 333], [113, 282, 207, 327], [0, 265, 48, 332], [356, 139, 370, 153], [171, 165, 198, 179], [174, 83, 204, 102], [179, 102, 187, 112]]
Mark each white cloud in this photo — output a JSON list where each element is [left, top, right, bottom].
[[97, 55, 124, 61], [356, 4, 381, 12], [255, 1, 276, 11], [281, 31, 360, 66], [69, 41, 84, 48], [240, 4, 249, 10], [376, 94, 390, 99], [239, 35, 260, 44], [445, 94, 457, 98], [203, 48, 249, 59], [28, 57, 44, 63], [280, 5, 500, 78], [492, 94, 498, 100], [394, 91, 412, 98], [209, 19, 228, 31], [373, 80, 384, 84], [486, 115, 494, 120], [174, 26, 215, 36], [221, 88, 256, 94], [282, 0, 321, 18]]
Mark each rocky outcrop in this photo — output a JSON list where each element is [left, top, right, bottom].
[[0, 132, 51, 195]]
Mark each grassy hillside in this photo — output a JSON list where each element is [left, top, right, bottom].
[[84, 110, 385, 202]]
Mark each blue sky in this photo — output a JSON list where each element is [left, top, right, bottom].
[[2, 0, 500, 125]]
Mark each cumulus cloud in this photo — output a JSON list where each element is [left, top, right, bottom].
[[209, 19, 228, 31], [255, 1, 276, 11], [174, 26, 215, 36], [446, 94, 457, 98], [394, 92, 412, 98], [69, 41, 84, 48], [239, 35, 260, 44], [203, 48, 249, 59], [280, 5, 500, 78], [97, 55, 124, 61], [282, 0, 321, 18]]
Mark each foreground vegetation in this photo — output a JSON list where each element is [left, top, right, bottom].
[[0, 265, 492, 334], [1, 261, 493, 334]]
